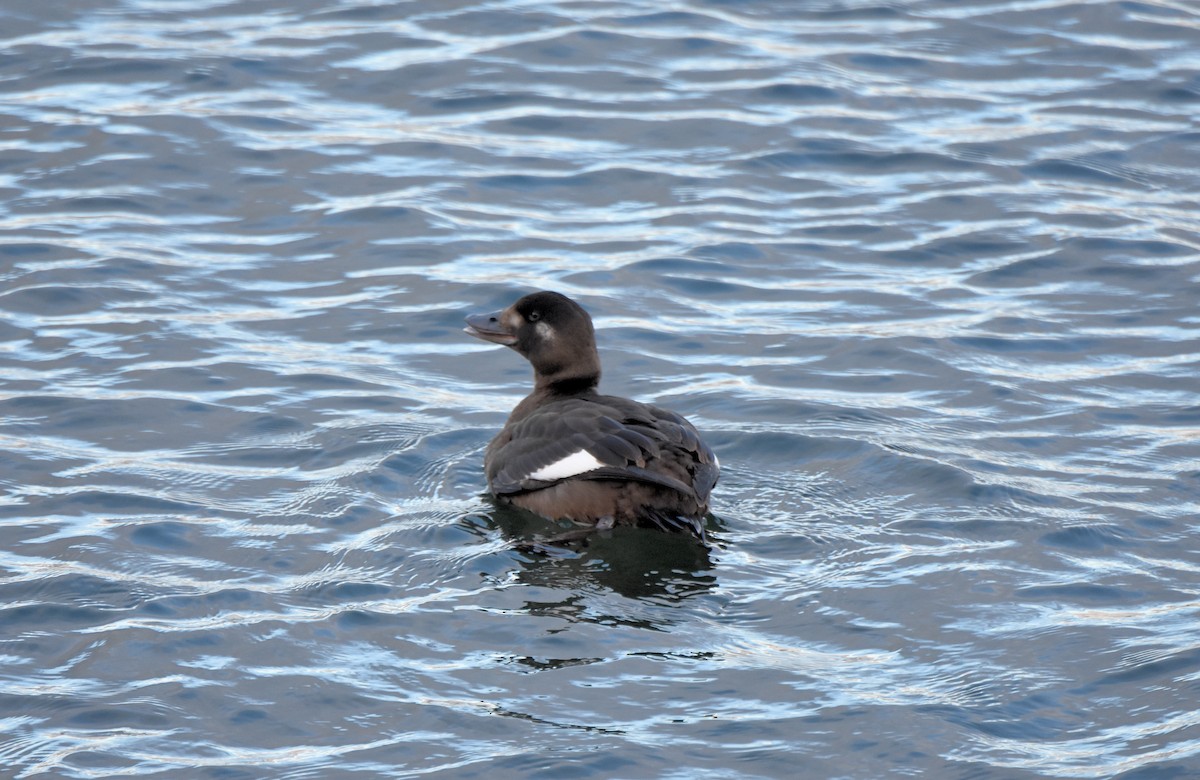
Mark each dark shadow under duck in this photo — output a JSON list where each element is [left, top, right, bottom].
[[464, 291, 719, 539]]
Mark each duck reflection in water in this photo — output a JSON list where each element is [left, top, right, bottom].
[[471, 499, 721, 607]]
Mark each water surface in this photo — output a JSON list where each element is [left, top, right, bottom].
[[1, 1, 1199, 778]]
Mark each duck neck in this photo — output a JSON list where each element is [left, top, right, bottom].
[[538, 372, 600, 397], [507, 367, 599, 426], [530, 342, 601, 396]]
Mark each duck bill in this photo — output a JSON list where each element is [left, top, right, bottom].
[[464, 309, 518, 346]]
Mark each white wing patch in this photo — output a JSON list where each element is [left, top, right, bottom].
[[527, 449, 604, 481]]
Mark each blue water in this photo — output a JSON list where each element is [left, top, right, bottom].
[[1, 1, 1199, 777]]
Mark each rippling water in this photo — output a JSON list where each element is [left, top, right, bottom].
[[2, 1, 1199, 777]]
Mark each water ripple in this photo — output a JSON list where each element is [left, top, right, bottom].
[[2, 0, 1200, 777]]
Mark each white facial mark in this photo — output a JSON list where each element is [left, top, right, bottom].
[[527, 449, 604, 481], [534, 320, 555, 342]]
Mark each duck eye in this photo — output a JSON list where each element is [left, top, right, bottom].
[[527, 311, 541, 322]]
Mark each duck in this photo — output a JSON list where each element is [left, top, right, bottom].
[[464, 291, 719, 539]]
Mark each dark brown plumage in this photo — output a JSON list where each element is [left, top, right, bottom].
[[464, 291, 719, 537]]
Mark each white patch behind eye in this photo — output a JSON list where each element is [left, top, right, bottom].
[[527, 449, 604, 481], [534, 320, 555, 341]]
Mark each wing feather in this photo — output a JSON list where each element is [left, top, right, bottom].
[[485, 395, 719, 505]]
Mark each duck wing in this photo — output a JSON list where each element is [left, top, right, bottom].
[[485, 395, 719, 503]]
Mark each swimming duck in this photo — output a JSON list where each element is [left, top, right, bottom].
[[464, 291, 719, 538]]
